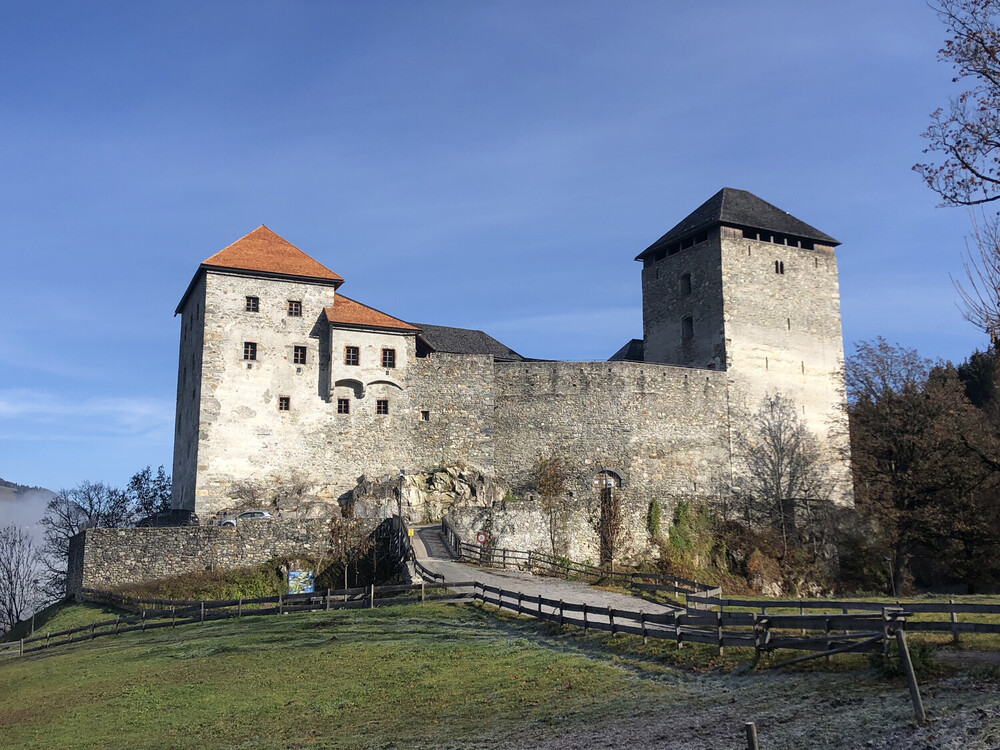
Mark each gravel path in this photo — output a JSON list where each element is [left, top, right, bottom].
[[411, 525, 677, 617]]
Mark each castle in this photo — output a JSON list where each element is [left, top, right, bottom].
[[171, 188, 853, 554]]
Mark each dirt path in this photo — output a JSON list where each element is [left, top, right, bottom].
[[411, 525, 677, 617]]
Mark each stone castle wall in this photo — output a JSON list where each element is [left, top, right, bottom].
[[67, 519, 332, 593], [493, 360, 732, 557]]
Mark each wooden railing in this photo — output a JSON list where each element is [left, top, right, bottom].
[[440, 515, 720, 600]]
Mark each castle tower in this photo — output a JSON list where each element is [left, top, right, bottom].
[[637, 188, 853, 502], [171, 226, 346, 511]]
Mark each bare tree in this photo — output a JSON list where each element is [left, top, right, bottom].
[[531, 454, 570, 555], [328, 515, 375, 590], [916, 0, 1000, 206], [38, 481, 132, 599], [953, 213, 1000, 342], [733, 394, 832, 560], [588, 470, 625, 572], [0, 525, 42, 633]]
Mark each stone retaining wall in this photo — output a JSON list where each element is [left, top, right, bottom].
[[66, 519, 332, 593]]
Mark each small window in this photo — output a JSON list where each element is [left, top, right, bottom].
[[679, 273, 692, 296], [376, 399, 389, 415], [243, 342, 257, 361], [278, 396, 290, 411], [420, 410, 430, 422], [288, 300, 302, 317], [774, 260, 785, 275], [381, 348, 396, 369], [245, 296, 259, 312], [293, 346, 307, 365], [345, 346, 359, 366], [337, 398, 350, 414], [681, 316, 694, 341]]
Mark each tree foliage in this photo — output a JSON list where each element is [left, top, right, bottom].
[[127, 465, 172, 519], [916, 0, 1000, 205], [848, 339, 1000, 592]]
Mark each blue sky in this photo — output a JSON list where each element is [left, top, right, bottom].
[[0, 1, 987, 493]]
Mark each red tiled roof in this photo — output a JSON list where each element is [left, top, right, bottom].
[[324, 295, 418, 332], [202, 225, 343, 282]]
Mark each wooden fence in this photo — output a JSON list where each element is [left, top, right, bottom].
[[0, 581, 475, 661]]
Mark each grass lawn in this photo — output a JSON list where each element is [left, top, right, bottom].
[[5, 600, 1000, 749], [0, 602, 673, 750]]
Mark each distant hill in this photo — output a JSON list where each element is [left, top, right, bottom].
[[0, 478, 56, 538], [0, 477, 56, 499]]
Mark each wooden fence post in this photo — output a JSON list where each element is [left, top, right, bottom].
[[950, 598, 960, 644], [238, 597, 243, 618], [717, 609, 724, 656], [527, 550, 533, 571], [141, 611, 146, 632], [279, 594, 284, 615], [745, 721, 759, 750], [326, 588, 331, 612], [537, 596, 542, 619], [824, 617, 831, 662], [171, 607, 176, 627], [799, 597, 805, 636], [609, 608, 616, 636], [421, 582, 426, 603], [503, 548, 507, 569], [640, 612, 648, 645], [19, 639, 23, 657], [201, 602, 205, 623], [45, 633, 50, 649], [895, 625, 927, 725], [677, 612, 684, 649], [115, 617, 120, 635], [370, 584, 375, 609], [583, 603, 588, 633], [559, 600, 564, 627]]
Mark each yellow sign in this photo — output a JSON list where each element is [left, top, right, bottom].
[[408, 529, 414, 537]]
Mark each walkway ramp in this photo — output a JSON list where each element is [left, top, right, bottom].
[[411, 525, 678, 617]]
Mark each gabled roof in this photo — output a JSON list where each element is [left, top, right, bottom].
[[413, 323, 524, 361], [324, 295, 418, 333], [202, 225, 344, 282], [608, 339, 644, 362], [636, 188, 839, 260]]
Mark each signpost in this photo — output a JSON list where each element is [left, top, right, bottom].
[[288, 570, 315, 595], [476, 532, 487, 544]]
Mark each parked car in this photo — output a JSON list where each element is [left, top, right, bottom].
[[218, 509, 273, 527], [137, 509, 200, 527]]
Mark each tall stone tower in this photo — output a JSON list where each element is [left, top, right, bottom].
[[637, 188, 853, 502]]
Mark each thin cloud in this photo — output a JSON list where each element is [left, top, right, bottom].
[[0, 389, 173, 441]]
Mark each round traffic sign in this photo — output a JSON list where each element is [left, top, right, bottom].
[[476, 532, 487, 544]]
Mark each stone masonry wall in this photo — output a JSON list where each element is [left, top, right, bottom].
[[493, 360, 732, 559], [67, 519, 332, 593]]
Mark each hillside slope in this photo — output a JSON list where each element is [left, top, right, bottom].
[[3, 602, 999, 749]]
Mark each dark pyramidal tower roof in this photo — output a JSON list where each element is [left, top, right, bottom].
[[635, 188, 839, 261]]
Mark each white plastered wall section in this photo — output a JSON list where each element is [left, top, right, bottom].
[[328, 326, 412, 415], [192, 270, 341, 514]]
